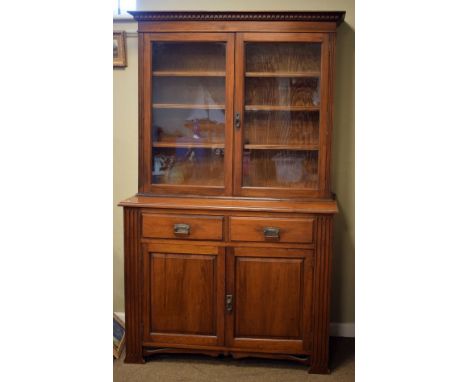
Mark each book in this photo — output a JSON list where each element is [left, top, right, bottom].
[[113, 313, 126, 359]]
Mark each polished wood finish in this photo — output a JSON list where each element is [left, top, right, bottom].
[[139, 32, 234, 196], [142, 213, 224, 240], [244, 144, 319, 151], [244, 105, 320, 111], [129, 11, 345, 24], [142, 243, 225, 347], [245, 71, 321, 78], [153, 142, 225, 149], [152, 103, 225, 109], [226, 247, 314, 353], [309, 215, 334, 373], [233, 31, 332, 198], [143, 347, 310, 364], [123, 208, 144, 364], [230, 216, 314, 243], [153, 70, 226, 77], [121, 11, 344, 374], [120, 195, 338, 214]]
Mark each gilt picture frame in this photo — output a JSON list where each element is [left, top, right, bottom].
[[113, 31, 127, 68]]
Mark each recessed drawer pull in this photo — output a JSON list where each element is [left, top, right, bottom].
[[173, 223, 190, 236], [263, 226, 280, 239]]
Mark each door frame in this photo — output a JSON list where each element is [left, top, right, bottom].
[[225, 246, 314, 353], [233, 32, 331, 198], [142, 242, 226, 347], [139, 32, 235, 196]]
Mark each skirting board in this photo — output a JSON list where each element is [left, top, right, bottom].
[[114, 312, 355, 338], [330, 322, 355, 337]]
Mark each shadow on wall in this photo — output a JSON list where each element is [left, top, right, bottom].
[[331, 21, 355, 324]]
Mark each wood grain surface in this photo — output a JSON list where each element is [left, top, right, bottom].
[[122, 11, 343, 374]]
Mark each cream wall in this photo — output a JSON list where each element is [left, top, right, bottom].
[[113, 0, 355, 324]]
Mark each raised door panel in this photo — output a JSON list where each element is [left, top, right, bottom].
[[235, 257, 302, 338], [226, 247, 314, 353], [143, 243, 225, 346]]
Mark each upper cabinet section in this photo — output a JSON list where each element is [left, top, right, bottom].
[[133, 12, 344, 198], [151, 41, 229, 189]]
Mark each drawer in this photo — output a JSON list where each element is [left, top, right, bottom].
[[142, 213, 224, 241], [230, 216, 314, 244]]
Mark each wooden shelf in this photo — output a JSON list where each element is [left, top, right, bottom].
[[245, 71, 320, 78], [153, 142, 225, 149], [153, 103, 225, 110], [244, 144, 319, 151], [245, 105, 320, 111], [153, 70, 226, 77]]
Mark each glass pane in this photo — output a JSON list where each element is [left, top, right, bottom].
[[243, 42, 321, 190], [153, 109, 225, 146], [151, 42, 226, 187], [153, 77, 225, 106], [152, 147, 224, 186], [245, 78, 320, 108], [244, 111, 319, 146], [153, 42, 226, 73], [243, 150, 318, 189], [245, 42, 320, 73]]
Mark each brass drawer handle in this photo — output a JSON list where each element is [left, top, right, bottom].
[[263, 226, 280, 239], [173, 223, 190, 236]]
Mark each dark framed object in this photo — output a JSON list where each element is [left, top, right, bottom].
[[114, 31, 127, 68]]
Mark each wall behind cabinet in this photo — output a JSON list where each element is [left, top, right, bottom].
[[113, 0, 355, 326]]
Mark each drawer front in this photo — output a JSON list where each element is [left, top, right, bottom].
[[230, 216, 314, 243], [142, 213, 224, 241]]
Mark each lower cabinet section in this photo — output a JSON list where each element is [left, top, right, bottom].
[[122, 207, 335, 374], [141, 244, 314, 353]]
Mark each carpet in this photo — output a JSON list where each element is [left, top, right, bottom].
[[113, 337, 355, 382]]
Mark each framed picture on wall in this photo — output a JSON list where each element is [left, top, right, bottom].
[[113, 31, 127, 68]]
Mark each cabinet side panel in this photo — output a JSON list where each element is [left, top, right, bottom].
[[138, 33, 145, 193], [123, 207, 144, 363], [310, 215, 333, 373], [324, 33, 337, 195]]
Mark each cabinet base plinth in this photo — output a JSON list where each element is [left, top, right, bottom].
[[124, 353, 145, 364], [308, 363, 330, 374]]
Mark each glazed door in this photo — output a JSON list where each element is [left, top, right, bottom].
[[142, 243, 225, 346], [233, 33, 331, 198], [226, 247, 314, 353], [141, 33, 234, 195]]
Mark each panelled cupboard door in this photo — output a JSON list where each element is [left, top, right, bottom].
[[233, 33, 332, 198], [142, 243, 225, 346], [226, 247, 314, 353], [140, 33, 235, 196]]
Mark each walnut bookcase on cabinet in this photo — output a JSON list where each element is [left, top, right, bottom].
[[120, 10, 344, 374]]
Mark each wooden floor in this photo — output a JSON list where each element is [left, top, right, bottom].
[[114, 337, 355, 382]]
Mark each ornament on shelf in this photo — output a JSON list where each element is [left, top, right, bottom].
[[192, 119, 201, 139]]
